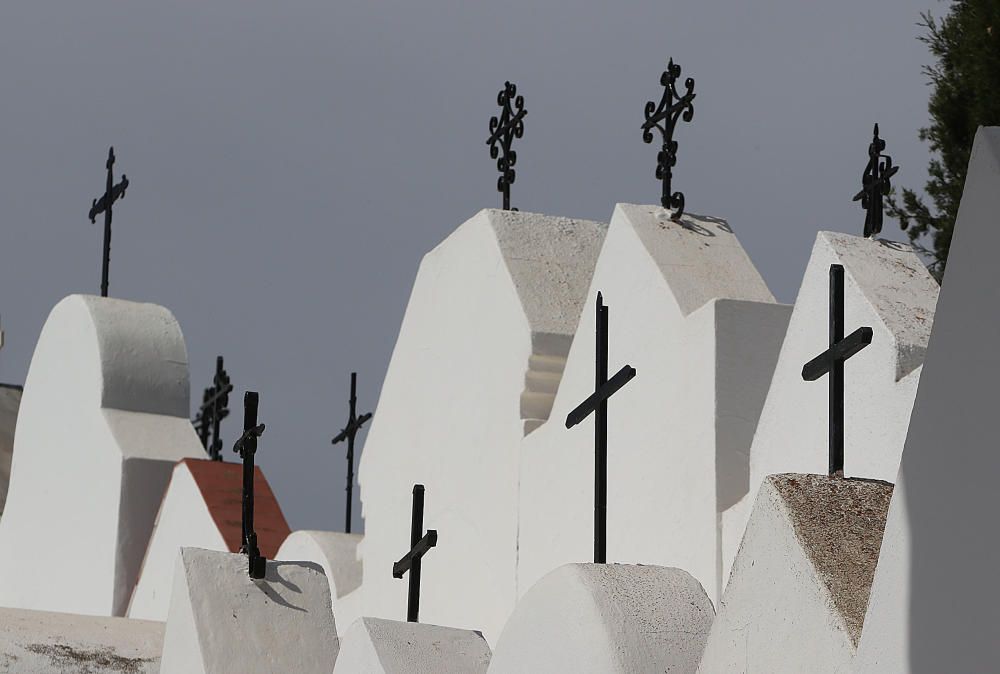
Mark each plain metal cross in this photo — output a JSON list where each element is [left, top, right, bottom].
[[233, 391, 267, 579], [565, 291, 636, 563], [87, 147, 129, 298], [801, 264, 873, 476], [392, 484, 438, 622], [331, 372, 373, 534]]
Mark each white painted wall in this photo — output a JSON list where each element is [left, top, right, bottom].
[[333, 617, 491, 674], [489, 563, 713, 673], [699, 475, 886, 673], [517, 204, 789, 604], [721, 232, 938, 586], [276, 530, 362, 633], [855, 128, 1000, 673], [127, 461, 227, 621], [358, 209, 607, 643], [0, 295, 203, 617], [159, 548, 338, 674], [0, 606, 163, 673]]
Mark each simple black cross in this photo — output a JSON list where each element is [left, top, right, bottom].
[[487, 81, 527, 211], [233, 391, 267, 579], [852, 123, 899, 238], [392, 484, 438, 623], [193, 357, 232, 461], [331, 372, 373, 534], [801, 264, 873, 476], [565, 292, 636, 563], [87, 147, 129, 298], [641, 58, 695, 221]]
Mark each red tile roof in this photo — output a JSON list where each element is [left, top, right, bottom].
[[181, 458, 291, 558]]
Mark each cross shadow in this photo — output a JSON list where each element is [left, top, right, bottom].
[[252, 561, 325, 613], [874, 238, 910, 252]]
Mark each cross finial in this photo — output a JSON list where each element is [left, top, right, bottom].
[[233, 391, 267, 579], [565, 291, 637, 563], [852, 123, 899, 238], [487, 81, 527, 211], [801, 264, 873, 475], [193, 356, 233, 460], [87, 146, 130, 298], [331, 371, 373, 533], [641, 58, 696, 221], [392, 483, 438, 622]]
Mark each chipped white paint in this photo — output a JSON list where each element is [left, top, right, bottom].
[[490, 563, 713, 673], [856, 128, 1000, 673], [0, 606, 163, 673], [276, 531, 363, 633], [518, 204, 789, 604], [721, 232, 938, 586], [159, 548, 338, 674], [127, 461, 228, 621], [333, 617, 491, 674], [0, 295, 203, 617], [358, 209, 606, 642]]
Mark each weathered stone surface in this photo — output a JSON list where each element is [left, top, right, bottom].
[[0, 606, 163, 673], [699, 474, 890, 673]]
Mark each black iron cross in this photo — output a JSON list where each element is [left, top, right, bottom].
[[801, 264, 873, 476], [852, 124, 899, 238], [331, 372, 373, 534], [487, 81, 526, 211], [87, 147, 129, 298], [193, 357, 232, 461], [233, 391, 267, 579], [641, 58, 695, 221], [565, 292, 636, 563], [392, 484, 438, 623]]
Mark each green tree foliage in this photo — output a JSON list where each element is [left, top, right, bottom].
[[888, 1, 1000, 280]]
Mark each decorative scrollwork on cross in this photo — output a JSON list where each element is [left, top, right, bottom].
[[852, 123, 899, 238], [487, 81, 527, 211], [641, 59, 696, 220]]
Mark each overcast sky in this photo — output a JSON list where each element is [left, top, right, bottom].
[[0, 0, 936, 531]]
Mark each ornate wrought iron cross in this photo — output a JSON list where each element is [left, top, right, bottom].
[[641, 59, 695, 220], [565, 292, 637, 563], [392, 484, 438, 623], [852, 124, 899, 238], [801, 265, 873, 476], [233, 391, 267, 579], [193, 357, 232, 461], [331, 372, 373, 534], [487, 81, 527, 211], [87, 147, 129, 298]]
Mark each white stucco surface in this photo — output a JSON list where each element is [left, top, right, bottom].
[[855, 128, 1000, 673], [0, 295, 203, 617], [127, 461, 227, 621], [699, 474, 891, 673], [276, 530, 363, 632], [158, 547, 338, 674], [721, 232, 937, 585], [333, 617, 491, 674], [489, 563, 713, 673], [518, 204, 789, 604], [0, 606, 163, 673], [358, 209, 607, 643]]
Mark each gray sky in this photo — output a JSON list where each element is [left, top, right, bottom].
[[0, 0, 935, 531]]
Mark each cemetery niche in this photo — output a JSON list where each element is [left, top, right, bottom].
[[0, 49, 991, 672]]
